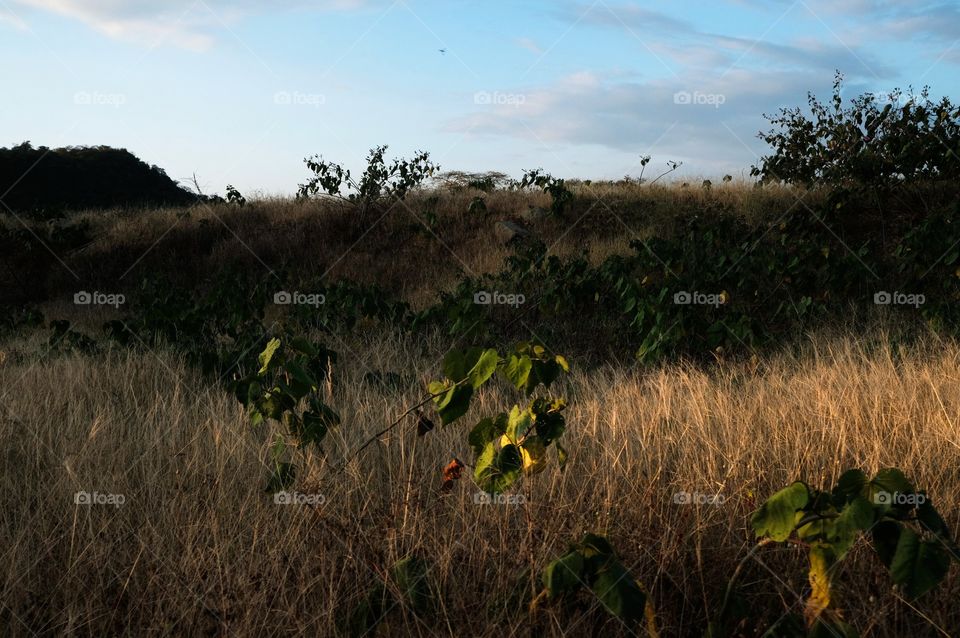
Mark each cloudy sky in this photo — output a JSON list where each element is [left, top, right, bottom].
[[1, 0, 957, 194]]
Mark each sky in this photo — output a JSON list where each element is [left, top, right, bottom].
[[1, 0, 958, 196]]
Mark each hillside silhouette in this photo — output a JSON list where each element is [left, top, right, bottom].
[[0, 142, 196, 216]]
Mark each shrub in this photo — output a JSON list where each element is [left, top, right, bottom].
[[752, 72, 960, 187], [297, 145, 440, 224]]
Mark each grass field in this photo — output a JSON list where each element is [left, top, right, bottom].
[[2, 326, 959, 636], [2, 182, 960, 637]]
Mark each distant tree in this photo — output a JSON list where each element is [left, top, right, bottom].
[[0, 142, 196, 217]]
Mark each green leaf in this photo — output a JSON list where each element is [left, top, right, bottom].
[[468, 414, 506, 458], [751, 482, 810, 541], [831, 496, 875, 558], [832, 468, 867, 504], [590, 560, 647, 626], [543, 550, 584, 598], [258, 338, 282, 375], [579, 533, 615, 558], [889, 527, 951, 599], [505, 405, 534, 443], [435, 384, 473, 425], [475, 443, 523, 494], [467, 348, 499, 389], [502, 354, 532, 391], [285, 360, 318, 393], [556, 442, 568, 471], [288, 336, 318, 356], [871, 468, 914, 498]]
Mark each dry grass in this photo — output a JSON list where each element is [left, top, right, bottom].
[[2, 331, 959, 637], [5, 180, 819, 311]]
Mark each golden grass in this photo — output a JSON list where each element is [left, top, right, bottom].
[[6, 180, 821, 313], [2, 331, 958, 636]]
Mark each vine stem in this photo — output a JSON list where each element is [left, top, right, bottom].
[[331, 380, 467, 474], [717, 536, 810, 624], [717, 538, 775, 622]]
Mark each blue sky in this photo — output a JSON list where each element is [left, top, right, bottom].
[[1, 0, 958, 195]]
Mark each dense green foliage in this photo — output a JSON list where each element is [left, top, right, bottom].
[[753, 73, 960, 186]]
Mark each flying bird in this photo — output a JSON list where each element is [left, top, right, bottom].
[[438, 48, 447, 55]]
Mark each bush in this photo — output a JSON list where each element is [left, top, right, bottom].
[[752, 72, 960, 187], [297, 145, 439, 224]]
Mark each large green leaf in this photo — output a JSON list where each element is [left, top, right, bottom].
[[888, 527, 951, 599], [543, 550, 584, 598], [258, 337, 282, 375], [590, 560, 647, 626], [435, 384, 473, 425], [474, 443, 523, 494], [505, 405, 534, 443], [468, 414, 506, 458], [751, 482, 810, 541], [831, 468, 867, 505], [830, 496, 875, 558], [467, 348, 499, 389], [501, 354, 532, 391]]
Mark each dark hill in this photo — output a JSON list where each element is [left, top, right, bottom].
[[0, 142, 196, 216]]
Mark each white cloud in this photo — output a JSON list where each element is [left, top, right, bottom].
[[11, 0, 382, 50], [445, 69, 836, 175]]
